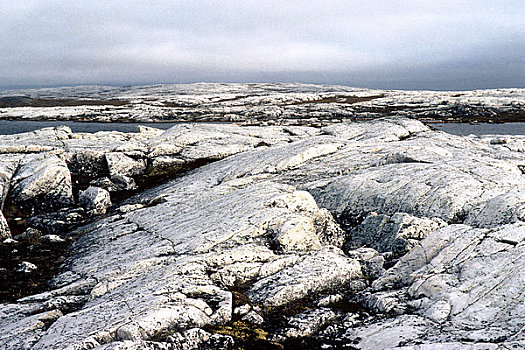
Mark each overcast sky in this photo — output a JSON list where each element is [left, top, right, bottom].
[[1, 1, 524, 90]]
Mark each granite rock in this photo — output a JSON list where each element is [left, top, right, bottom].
[[0, 211, 10, 239], [78, 186, 112, 215], [9, 155, 74, 215], [1, 83, 523, 125], [0, 115, 524, 349], [347, 212, 447, 257]]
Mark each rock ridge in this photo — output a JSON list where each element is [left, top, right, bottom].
[[1, 83, 524, 125]]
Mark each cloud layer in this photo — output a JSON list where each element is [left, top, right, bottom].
[[1, 1, 524, 90]]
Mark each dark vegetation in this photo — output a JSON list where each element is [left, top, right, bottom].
[[203, 286, 369, 350], [0, 96, 129, 108], [0, 238, 69, 301], [283, 94, 384, 106]]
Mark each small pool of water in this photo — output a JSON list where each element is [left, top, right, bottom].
[[432, 122, 525, 136], [0, 120, 181, 135]]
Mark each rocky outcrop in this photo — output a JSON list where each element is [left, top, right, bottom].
[[0, 84, 523, 125], [0, 116, 525, 349], [8, 155, 74, 215], [347, 213, 447, 257]]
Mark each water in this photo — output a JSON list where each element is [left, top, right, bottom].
[[432, 122, 525, 136], [0, 120, 181, 135], [0, 119, 524, 136]]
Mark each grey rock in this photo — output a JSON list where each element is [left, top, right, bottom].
[[346, 248, 386, 279], [90, 177, 121, 192], [27, 208, 86, 236], [0, 210, 10, 239], [241, 310, 264, 325], [0, 115, 524, 349], [24, 177, 340, 348], [78, 186, 112, 215], [106, 152, 147, 178], [64, 150, 108, 182], [17, 261, 38, 273], [367, 222, 525, 343], [338, 315, 437, 350], [316, 294, 343, 307], [358, 290, 407, 315], [10, 155, 74, 215], [393, 344, 499, 350], [0, 304, 64, 350], [309, 129, 524, 227], [247, 247, 362, 306], [282, 307, 340, 338], [203, 334, 234, 350], [14, 227, 42, 241], [347, 213, 447, 257], [0, 126, 72, 153], [465, 190, 525, 227], [1, 84, 523, 125], [166, 328, 212, 349], [40, 234, 65, 243], [111, 175, 138, 191], [0, 158, 19, 208], [232, 304, 251, 316]]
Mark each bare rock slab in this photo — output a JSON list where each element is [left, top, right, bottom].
[[247, 247, 362, 307]]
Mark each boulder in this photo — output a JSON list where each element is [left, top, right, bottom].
[[247, 247, 362, 307], [9, 155, 74, 215], [17, 261, 37, 273], [64, 150, 108, 187], [14, 227, 42, 241], [105, 153, 147, 178], [78, 186, 112, 215], [282, 308, 340, 338], [27, 208, 86, 236]]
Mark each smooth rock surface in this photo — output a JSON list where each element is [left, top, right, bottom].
[[0, 115, 524, 349]]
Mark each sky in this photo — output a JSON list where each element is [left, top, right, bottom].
[[1, 0, 524, 90]]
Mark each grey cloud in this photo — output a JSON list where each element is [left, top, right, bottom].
[[1, 1, 524, 90]]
